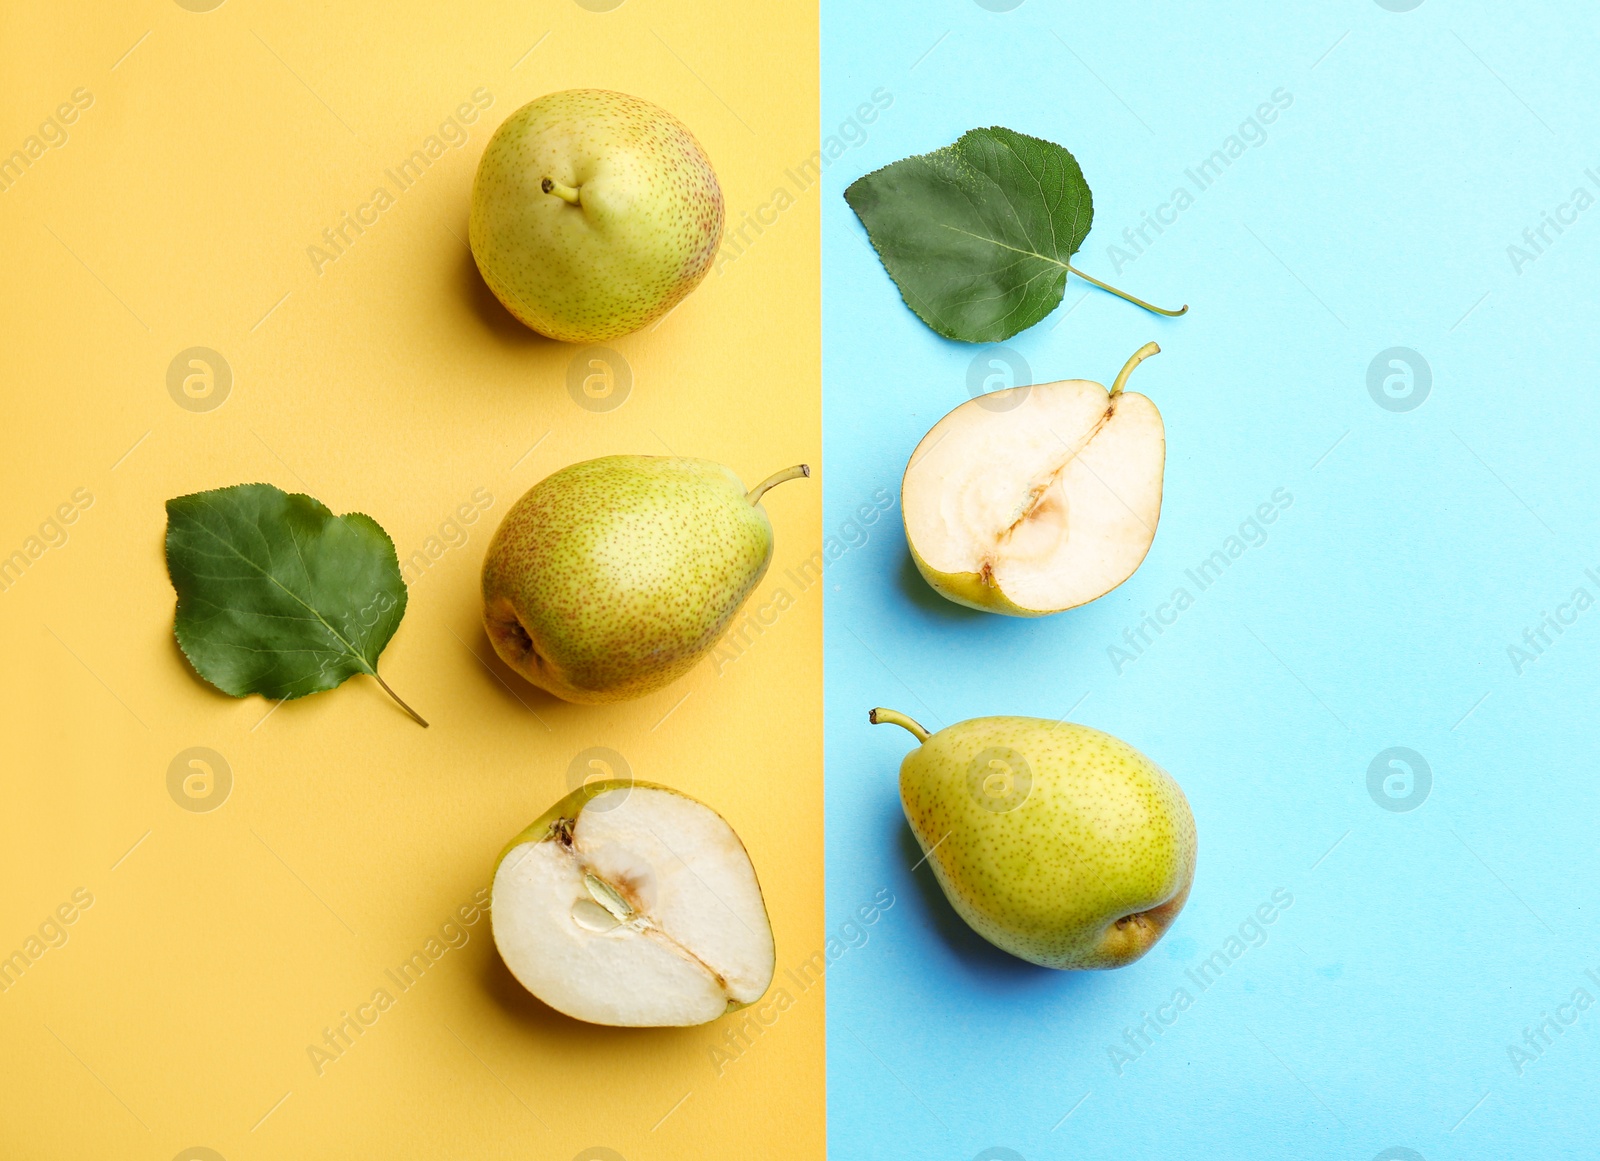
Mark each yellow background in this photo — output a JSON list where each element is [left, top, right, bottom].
[[0, 1, 821, 1158]]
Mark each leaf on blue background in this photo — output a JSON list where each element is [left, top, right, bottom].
[[844, 126, 1095, 343], [164, 483, 427, 726]]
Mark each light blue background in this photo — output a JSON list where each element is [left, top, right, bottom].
[[821, 2, 1600, 1158]]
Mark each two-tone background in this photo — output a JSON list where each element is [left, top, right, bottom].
[[4, 1, 1598, 1159]]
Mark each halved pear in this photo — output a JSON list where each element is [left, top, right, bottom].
[[902, 343, 1166, 616], [491, 781, 775, 1027]]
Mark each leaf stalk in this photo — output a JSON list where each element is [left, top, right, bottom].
[[372, 670, 429, 727], [1067, 264, 1188, 317]]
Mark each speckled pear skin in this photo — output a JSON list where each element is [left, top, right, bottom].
[[895, 716, 1196, 970], [482, 457, 775, 703], [469, 89, 723, 343]]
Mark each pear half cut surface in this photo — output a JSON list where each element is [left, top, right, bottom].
[[902, 343, 1166, 616], [870, 708, 1195, 970], [481, 456, 808, 703], [492, 781, 775, 1027]]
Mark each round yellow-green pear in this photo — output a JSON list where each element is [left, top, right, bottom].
[[469, 88, 724, 342], [870, 708, 1195, 970], [902, 343, 1167, 616], [491, 780, 775, 1026], [481, 456, 808, 703]]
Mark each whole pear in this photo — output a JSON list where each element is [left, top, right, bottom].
[[469, 89, 723, 342], [870, 708, 1195, 969], [482, 456, 808, 703]]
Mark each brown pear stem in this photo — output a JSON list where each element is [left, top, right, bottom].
[[541, 177, 581, 206], [746, 464, 810, 505], [1110, 342, 1161, 398], [372, 669, 429, 727], [869, 707, 928, 743]]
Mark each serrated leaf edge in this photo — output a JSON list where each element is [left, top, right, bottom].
[[164, 482, 406, 702]]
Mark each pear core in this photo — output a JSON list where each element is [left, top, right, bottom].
[[491, 782, 775, 1027], [902, 344, 1166, 616], [871, 707, 1196, 970]]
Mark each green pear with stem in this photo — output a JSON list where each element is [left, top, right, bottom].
[[482, 456, 809, 703], [870, 707, 1195, 969], [469, 89, 723, 342]]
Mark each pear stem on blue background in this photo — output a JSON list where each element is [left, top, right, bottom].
[[1110, 341, 1162, 398], [869, 707, 928, 743]]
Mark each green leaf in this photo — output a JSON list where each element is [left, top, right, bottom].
[[165, 483, 427, 726], [845, 127, 1185, 343], [844, 127, 1090, 342]]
